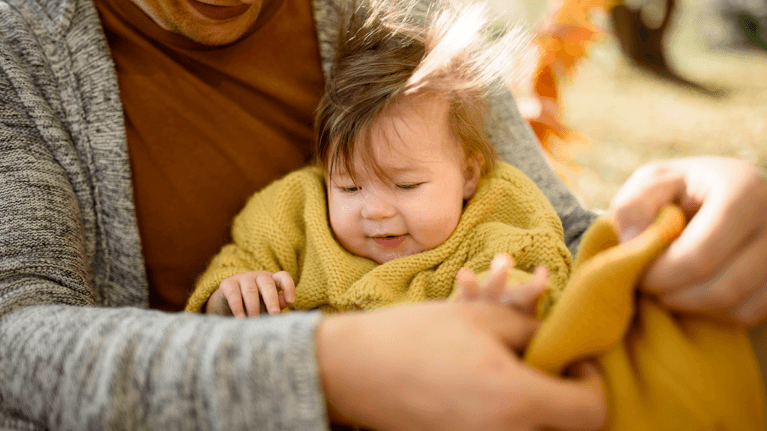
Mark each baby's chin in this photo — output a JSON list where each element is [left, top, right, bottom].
[[339, 235, 434, 264], [369, 246, 424, 264]]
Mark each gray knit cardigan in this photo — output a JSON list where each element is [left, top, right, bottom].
[[0, 0, 598, 429]]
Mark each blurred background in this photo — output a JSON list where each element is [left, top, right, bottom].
[[486, 0, 767, 210]]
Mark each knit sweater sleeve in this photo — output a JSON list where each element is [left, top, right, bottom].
[[0, 2, 329, 430], [186, 170, 314, 312]]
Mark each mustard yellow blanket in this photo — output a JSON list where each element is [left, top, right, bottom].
[[526, 205, 765, 430], [186, 162, 572, 313]]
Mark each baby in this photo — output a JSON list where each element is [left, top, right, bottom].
[[185, 0, 573, 317]]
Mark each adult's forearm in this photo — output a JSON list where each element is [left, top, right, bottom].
[[0, 304, 329, 431]]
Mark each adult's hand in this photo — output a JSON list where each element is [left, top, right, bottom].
[[316, 301, 606, 431], [610, 157, 767, 326]]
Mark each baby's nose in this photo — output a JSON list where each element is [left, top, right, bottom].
[[360, 194, 396, 220]]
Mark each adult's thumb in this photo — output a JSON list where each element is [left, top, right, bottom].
[[609, 162, 685, 243]]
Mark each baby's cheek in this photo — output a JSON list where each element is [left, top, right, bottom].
[[329, 202, 354, 240], [415, 209, 462, 249], [330, 215, 354, 241]]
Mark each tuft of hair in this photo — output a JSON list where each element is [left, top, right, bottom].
[[315, 0, 532, 184]]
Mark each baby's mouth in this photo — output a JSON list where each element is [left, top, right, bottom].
[[373, 235, 406, 248]]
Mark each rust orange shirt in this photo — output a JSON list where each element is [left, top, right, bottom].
[[95, 0, 325, 311]]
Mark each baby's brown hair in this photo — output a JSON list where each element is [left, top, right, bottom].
[[314, 0, 530, 183]]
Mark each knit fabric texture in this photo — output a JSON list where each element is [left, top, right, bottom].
[[525, 205, 765, 430], [186, 161, 572, 313]]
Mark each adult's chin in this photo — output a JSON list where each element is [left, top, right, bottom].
[[174, 0, 263, 46]]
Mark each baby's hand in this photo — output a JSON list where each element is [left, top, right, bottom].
[[455, 254, 549, 316], [205, 271, 295, 318]]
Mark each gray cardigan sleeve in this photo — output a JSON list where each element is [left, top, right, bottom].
[[0, 2, 329, 430], [0, 108, 328, 430]]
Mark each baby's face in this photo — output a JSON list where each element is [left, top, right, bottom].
[[326, 96, 480, 264]]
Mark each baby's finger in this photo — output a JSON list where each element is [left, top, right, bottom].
[[481, 254, 513, 301], [205, 289, 232, 315], [455, 268, 480, 300], [239, 276, 263, 317], [500, 265, 548, 315], [220, 279, 247, 318], [256, 273, 281, 315], [273, 271, 296, 305], [278, 294, 289, 309]]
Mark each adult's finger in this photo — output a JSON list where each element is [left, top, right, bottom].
[[610, 161, 687, 243], [273, 271, 296, 305], [256, 272, 281, 315], [733, 281, 767, 327], [527, 361, 607, 430], [661, 229, 767, 323], [220, 279, 247, 318]]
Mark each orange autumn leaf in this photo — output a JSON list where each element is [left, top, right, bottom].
[[520, 0, 621, 179]]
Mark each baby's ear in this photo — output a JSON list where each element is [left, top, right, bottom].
[[463, 153, 483, 200]]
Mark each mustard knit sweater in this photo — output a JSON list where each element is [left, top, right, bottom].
[[186, 162, 572, 313]]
